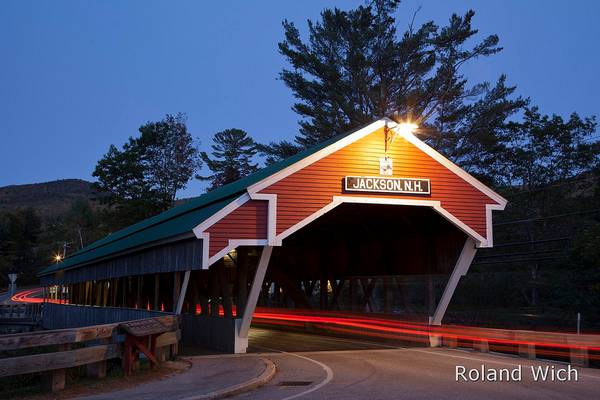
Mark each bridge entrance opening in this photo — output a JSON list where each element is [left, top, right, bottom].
[[256, 203, 466, 320]]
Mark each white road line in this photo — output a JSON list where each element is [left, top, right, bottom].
[[255, 345, 334, 400], [256, 331, 600, 381], [405, 348, 600, 380]]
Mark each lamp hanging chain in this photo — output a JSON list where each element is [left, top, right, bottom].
[[384, 123, 389, 157]]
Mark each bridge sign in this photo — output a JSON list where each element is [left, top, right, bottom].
[[344, 176, 430, 195]]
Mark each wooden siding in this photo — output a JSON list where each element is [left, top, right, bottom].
[[206, 200, 268, 257], [260, 127, 497, 238], [40, 238, 202, 286]]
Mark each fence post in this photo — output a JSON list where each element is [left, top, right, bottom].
[[473, 339, 489, 353], [42, 344, 70, 392], [86, 339, 109, 379], [518, 343, 536, 360], [444, 335, 458, 348], [568, 337, 589, 367]]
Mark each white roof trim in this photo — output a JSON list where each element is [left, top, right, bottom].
[[247, 120, 387, 194], [248, 117, 507, 208]]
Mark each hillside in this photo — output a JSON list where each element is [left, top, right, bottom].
[[0, 179, 101, 218]]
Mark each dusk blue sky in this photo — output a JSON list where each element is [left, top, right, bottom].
[[2, 1, 599, 198]]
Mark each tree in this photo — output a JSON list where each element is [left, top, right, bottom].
[[0, 208, 42, 286], [506, 107, 599, 189], [257, 140, 302, 166], [137, 114, 200, 205], [199, 129, 258, 190], [64, 198, 102, 250], [268, 0, 525, 183], [93, 113, 201, 219]]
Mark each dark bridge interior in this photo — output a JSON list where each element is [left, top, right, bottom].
[[259, 203, 467, 317]]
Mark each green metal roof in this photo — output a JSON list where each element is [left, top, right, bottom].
[[38, 123, 366, 277]]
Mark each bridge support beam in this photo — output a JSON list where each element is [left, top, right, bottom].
[[175, 270, 190, 314], [429, 237, 477, 346], [235, 246, 273, 353]]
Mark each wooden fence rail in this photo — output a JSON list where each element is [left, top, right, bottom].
[[0, 315, 179, 392]]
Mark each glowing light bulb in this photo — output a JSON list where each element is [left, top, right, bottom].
[[396, 122, 418, 136]]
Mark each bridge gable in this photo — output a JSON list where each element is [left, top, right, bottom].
[[194, 119, 506, 268]]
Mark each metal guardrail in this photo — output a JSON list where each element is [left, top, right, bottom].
[[431, 325, 599, 367], [0, 315, 180, 392], [252, 308, 600, 367], [0, 304, 42, 322]]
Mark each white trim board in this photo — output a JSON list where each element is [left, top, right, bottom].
[[249, 192, 278, 245], [192, 192, 274, 268], [247, 120, 387, 194]]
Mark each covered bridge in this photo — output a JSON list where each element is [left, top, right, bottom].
[[38, 118, 506, 353]]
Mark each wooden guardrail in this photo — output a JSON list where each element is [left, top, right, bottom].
[[0, 315, 180, 392], [432, 325, 600, 367]]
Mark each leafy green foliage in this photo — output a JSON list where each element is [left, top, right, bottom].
[[92, 113, 201, 222], [504, 107, 599, 188], [199, 129, 258, 190]]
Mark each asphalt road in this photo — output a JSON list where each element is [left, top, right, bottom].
[[237, 327, 600, 400]]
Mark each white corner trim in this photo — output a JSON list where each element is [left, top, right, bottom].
[[274, 195, 488, 248], [247, 120, 387, 194], [430, 204, 488, 248], [249, 192, 278, 245], [192, 192, 274, 269], [192, 193, 251, 238], [198, 231, 211, 270], [484, 203, 504, 248]]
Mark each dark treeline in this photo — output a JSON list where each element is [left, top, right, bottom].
[[1, 1, 599, 330]]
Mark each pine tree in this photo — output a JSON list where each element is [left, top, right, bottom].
[[266, 0, 526, 184], [257, 140, 302, 166], [199, 129, 258, 190]]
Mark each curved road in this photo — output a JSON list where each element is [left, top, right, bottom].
[[237, 328, 600, 400]]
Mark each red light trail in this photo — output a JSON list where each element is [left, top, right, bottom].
[[12, 288, 600, 360]]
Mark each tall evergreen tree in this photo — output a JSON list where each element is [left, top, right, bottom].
[[267, 0, 525, 184], [199, 129, 258, 190], [257, 140, 302, 166]]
